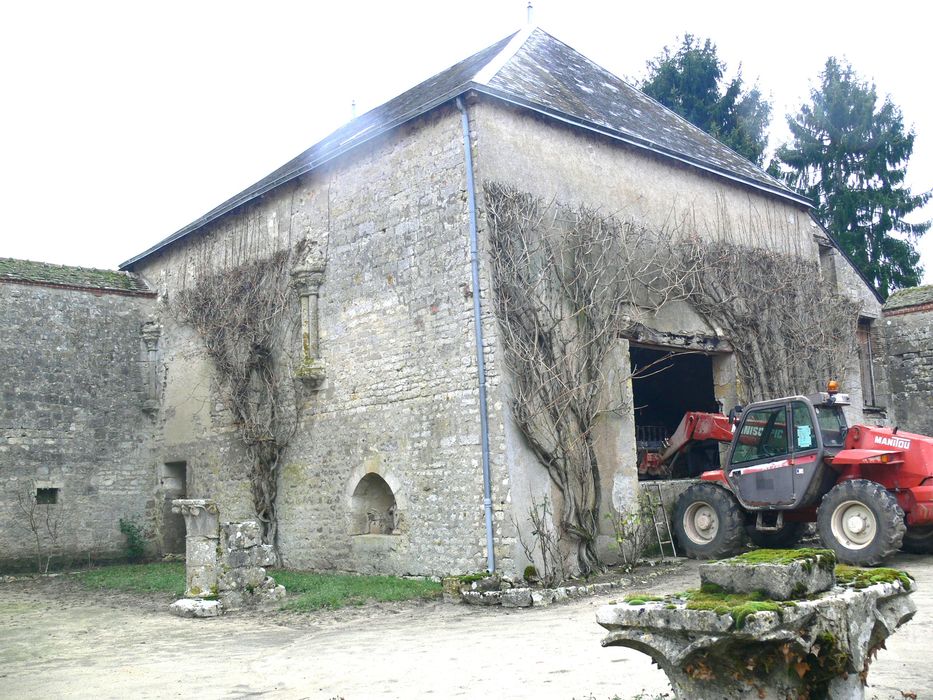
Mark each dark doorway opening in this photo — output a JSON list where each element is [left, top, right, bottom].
[[630, 346, 720, 479], [160, 461, 187, 554]]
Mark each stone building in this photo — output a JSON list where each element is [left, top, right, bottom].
[[0, 258, 160, 565], [0, 28, 890, 574], [876, 286, 933, 436]]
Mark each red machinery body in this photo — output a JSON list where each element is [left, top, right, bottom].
[[697, 422, 933, 526], [672, 389, 933, 564], [830, 425, 933, 525], [638, 411, 733, 478]]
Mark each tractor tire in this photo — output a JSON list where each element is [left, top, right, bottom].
[[901, 526, 933, 554], [673, 483, 745, 559], [817, 479, 906, 566], [746, 521, 807, 549]]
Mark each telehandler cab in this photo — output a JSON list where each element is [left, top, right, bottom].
[[669, 384, 933, 565]]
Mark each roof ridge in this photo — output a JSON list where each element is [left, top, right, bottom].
[[473, 25, 536, 85]]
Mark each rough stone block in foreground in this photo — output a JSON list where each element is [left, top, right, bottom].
[[700, 550, 835, 600], [222, 521, 262, 550], [169, 599, 223, 618]]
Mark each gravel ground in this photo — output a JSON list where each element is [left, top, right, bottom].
[[1, 554, 930, 699]]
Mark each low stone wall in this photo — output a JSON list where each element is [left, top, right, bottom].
[[444, 561, 681, 609]]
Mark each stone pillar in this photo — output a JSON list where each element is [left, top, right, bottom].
[[141, 319, 161, 414], [291, 259, 326, 387], [169, 499, 221, 617]]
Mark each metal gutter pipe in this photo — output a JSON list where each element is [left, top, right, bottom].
[[456, 96, 496, 573]]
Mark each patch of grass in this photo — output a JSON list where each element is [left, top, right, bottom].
[[274, 570, 442, 611], [75, 562, 185, 596], [725, 548, 836, 571], [835, 565, 913, 590]]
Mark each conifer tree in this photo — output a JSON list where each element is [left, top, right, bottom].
[[641, 35, 771, 164], [776, 58, 929, 297]]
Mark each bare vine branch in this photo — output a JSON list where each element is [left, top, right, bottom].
[[485, 181, 860, 575], [174, 249, 300, 553]]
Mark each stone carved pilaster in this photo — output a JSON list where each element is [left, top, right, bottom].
[[171, 499, 220, 598], [291, 259, 326, 388], [141, 320, 161, 415]]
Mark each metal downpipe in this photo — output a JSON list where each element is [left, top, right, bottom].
[[456, 96, 496, 573]]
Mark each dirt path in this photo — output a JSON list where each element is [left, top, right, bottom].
[[1, 555, 930, 699]]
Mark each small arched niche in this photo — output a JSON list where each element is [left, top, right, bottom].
[[349, 473, 398, 536]]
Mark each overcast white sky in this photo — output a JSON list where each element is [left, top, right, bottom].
[[2, 0, 931, 284]]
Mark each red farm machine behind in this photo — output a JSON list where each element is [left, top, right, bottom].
[[642, 384, 933, 565]]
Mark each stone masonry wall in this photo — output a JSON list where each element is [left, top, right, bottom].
[[470, 98, 879, 566], [0, 281, 158, 570], [880, 306, 933, 435], [133, 103, 513, 577]]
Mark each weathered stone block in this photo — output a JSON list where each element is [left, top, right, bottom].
[[598, 571, 915, 699], [226, 545, 276, 569], [186, 564, 218, 598], [461, 590, 502, 606], [500, 587, 532, 608], [217, 566, 267, 592], [222, 521, 262, 550], [169, 598, 222, 618], [531, 589, 556, 607], [700, 550, 835, 601], [186, 536, 219, 567]]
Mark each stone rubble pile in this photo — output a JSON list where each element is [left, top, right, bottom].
[[218, 521, 285, 610]]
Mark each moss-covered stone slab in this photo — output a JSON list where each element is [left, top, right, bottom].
[[598, 563, 915, 700], [699, 548, 835, 600]]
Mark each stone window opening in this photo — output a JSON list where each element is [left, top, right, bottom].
[[36, 487, 59, 505], [349, 474, 398, 535]]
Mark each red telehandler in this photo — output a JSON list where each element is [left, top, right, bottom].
[[649, 384, 933, 565]]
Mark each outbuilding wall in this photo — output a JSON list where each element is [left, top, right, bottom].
[[133, 104, 514, 576], [0, 281, 157, 570]]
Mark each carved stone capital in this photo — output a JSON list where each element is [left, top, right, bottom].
[[291, 262, 326, 296], [296, 357, 327, 389], [141, 320, 162, 351], [171, 498, 220, 539]]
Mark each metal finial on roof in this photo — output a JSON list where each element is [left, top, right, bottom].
[[351, 100, 357, 118], [527, 2, 533, 24]]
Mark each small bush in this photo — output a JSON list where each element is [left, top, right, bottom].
[[119, 517, 146, 562]]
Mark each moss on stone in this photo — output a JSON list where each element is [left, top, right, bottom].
[[725, 548, 836, 571], [623, 593, 665, 605], [0, 257, 149, 292], [683, 588, 782, 628], [835, 565, 913, 590], [458, 572, 491, 584]]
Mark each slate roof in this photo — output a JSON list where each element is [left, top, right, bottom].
[[121, 27, 810, 270], [0, 257, 152, 294], [884, 284, 933, 312]]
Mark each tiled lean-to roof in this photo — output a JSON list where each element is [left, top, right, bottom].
[[0, 257, 152, 295], [884, 284, 933, 313], [121, 26, 810, 270]]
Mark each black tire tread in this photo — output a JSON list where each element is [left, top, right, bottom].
[[901, 526, 933, 554], [673, 483, 746, 559], [816, 479, 905, 566]]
